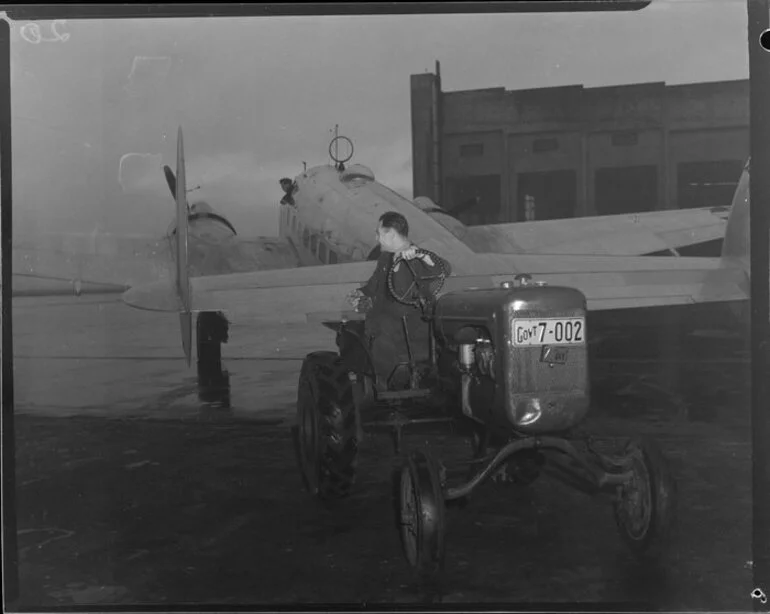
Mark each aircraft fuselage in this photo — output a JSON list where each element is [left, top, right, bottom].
[[276, 163, 474, 267]]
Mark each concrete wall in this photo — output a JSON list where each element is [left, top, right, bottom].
[[410, 73, 437, 203], [411, 76, 749, 223]]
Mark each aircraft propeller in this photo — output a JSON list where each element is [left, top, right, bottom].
[[162, 163, 237, 236], [173, 127, 193, 367]]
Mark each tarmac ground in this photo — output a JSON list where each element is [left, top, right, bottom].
[[7, 295, 754, 609]]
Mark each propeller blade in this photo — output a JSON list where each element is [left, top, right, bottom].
[[175, 126, 192, 367], [163, 164, 177, 200]]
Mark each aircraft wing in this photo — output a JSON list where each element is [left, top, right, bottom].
[[13, 232, 168, 296], [12, 232, 300, 297], [122, 251, 749, 326], [471, 206, 730, 256]]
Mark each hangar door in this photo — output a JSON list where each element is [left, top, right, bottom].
[[444, 174, 502, 226], [516, 170, 577, 221], [677, 159, 744, 209], [594, 165, 658, 215]]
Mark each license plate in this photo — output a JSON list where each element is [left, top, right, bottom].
[[512, 317, 585, 346]]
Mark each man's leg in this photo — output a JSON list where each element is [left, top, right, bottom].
[[404, 312, 430, 363], [366, 313, 408, 390], [370, 334, 401, 389]]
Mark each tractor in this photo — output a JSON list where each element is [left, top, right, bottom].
[[295, 248, 676, 575]]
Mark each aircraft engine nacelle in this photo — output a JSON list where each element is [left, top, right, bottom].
[[434, 282, 590, 434]]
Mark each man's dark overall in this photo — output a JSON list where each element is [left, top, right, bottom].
[[358, 251, 446, 389]]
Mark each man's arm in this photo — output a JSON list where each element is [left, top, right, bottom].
[[397, 246, 452, 277], [358, 252, 390, 297], [421, 253, 451, 279], [347, 253, 386, 311], [359, 273, 377, 298]]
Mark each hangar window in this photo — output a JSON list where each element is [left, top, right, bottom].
[[595, 165, 657, 214], [303, 228, 310, 247], [460, 143, 484, 157], [517, 170, 576, 221], [677, 159, 743, 209], [328, 250, 338, 265], [611, 131, 638, 147], [532, 138, 558, 153], [445, 174, 502, 226], [319, 242, 327, 263], [310, 234, 318, 254]]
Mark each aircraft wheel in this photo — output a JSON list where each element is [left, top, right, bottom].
[[613, 437, 676, 559], [398, 449, 446, 575], [296, 351, 358, 500]]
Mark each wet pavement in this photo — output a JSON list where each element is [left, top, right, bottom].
[[8, 295, 754, 609]]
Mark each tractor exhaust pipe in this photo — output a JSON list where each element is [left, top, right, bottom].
[[459, 343, 475, 420]]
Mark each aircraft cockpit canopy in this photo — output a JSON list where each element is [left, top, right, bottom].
[[340, 164, 375, 188]]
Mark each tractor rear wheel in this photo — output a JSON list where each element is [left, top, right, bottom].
[[296, 351, 359, 500]]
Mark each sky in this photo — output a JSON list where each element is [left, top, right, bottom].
[[9, 0, 750, 238]]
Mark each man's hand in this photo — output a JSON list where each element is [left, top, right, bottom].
[[399, 245, 418, 261], [346, 288, 363, 306], [346, 289, 371, 313], [395, 245, 434, 267]]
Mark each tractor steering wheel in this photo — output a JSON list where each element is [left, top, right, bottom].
[[386, 248, 448, 309]]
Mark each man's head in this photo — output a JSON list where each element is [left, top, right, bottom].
[[376, 211, 410, 253]]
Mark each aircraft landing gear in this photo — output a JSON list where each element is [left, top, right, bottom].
[[196, 311, 231, 408]]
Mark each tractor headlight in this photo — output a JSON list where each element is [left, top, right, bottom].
[[515, 397, 542, 426]]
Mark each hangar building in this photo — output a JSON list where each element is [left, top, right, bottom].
[[410, 63, 749, 226]]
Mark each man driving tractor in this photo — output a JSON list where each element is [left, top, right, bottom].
[[347, 211, 452, 389]]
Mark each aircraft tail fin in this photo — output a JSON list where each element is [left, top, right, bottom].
[[720, 159, 750, 270], [175, 126, 193, 366]]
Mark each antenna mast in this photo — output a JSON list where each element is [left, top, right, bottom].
[[334, 124, 339, 162], [328, 124, 353, 172]]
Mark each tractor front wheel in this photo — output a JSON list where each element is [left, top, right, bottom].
[[397, 449, 446, 576], [613, 437, 676, 559]]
